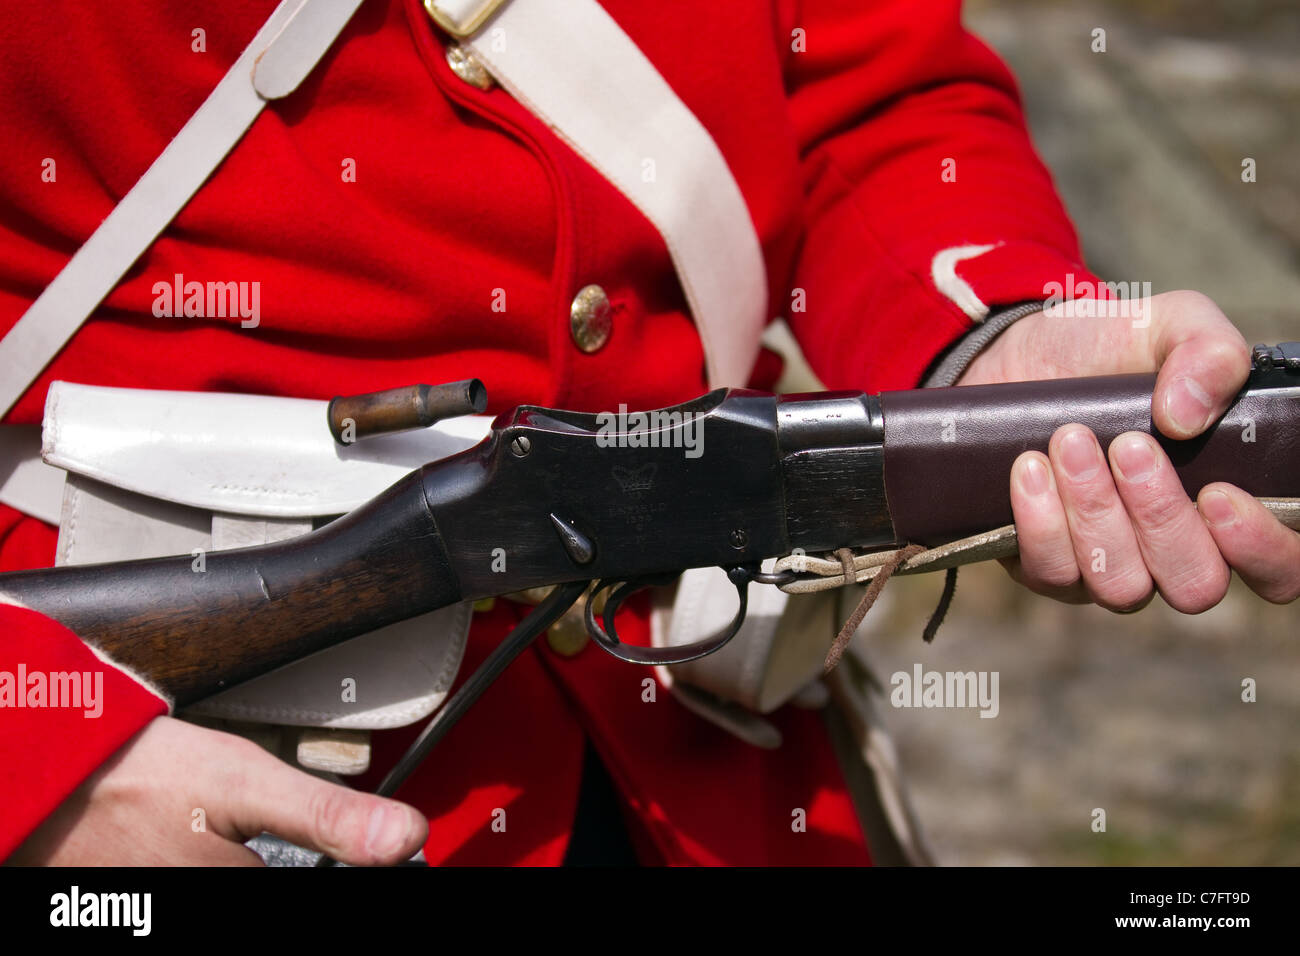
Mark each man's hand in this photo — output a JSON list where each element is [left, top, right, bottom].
[[958, 290, 1300, 612], [8, 716, 427, 865]]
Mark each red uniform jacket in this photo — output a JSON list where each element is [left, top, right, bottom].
[[0, 0, 1098, 863]]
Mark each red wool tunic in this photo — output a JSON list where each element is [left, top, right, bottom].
[[0, 0, 1098, 863]]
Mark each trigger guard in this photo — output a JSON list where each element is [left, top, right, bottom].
[[584, 569, 750, 665]]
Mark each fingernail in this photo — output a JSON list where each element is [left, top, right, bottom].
[[1200, 489, 1238, 528], [1111, 433, 1157, 483], [1058, 428, 1100, 481], [1017, 456, 1050, 497], [365, 804, 411, 858], [1165, 376, 1214, 435]]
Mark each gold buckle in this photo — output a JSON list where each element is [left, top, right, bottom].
[[423, 0, 508, 39]]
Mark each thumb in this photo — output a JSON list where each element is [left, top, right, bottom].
[[1145, 291, 1251, 439], [213, 742, 427, 866]]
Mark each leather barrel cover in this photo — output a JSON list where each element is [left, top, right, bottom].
[[880, 373, 1300, 544]]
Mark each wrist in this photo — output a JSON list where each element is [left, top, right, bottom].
[[956, 315, 1034, 387], [926, 301, 1043, 388]]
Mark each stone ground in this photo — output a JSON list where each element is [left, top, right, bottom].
[[791, 0, 1300, 865]]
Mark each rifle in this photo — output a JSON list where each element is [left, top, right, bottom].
[[2, 346, 1297, 728]]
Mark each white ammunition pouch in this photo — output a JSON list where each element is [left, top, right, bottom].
[[40, 380, 488, 732]]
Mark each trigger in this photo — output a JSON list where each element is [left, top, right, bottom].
[[583, 567, 753, 666]]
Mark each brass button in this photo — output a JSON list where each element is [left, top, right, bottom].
[[504, 586, 554, 606], [543, 588, 605, 657], [545, 606, 589, 657], [569, 284, 612, 353], [445, 44, 494, 91]]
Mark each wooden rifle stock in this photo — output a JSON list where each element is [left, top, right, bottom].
[[0, 470, 463, 705]]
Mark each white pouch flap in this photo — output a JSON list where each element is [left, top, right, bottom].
[[43, 381, 493, 729], [43, 381, 491, 517]]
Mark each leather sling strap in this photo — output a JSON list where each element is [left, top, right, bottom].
[[773, 498, 1300, 593], [0, 0, 366, 418]]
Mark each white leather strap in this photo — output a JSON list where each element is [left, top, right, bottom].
[[0, 427, 65, 524], [0, 0, 365, 417], [435, 0, 768, 388]]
